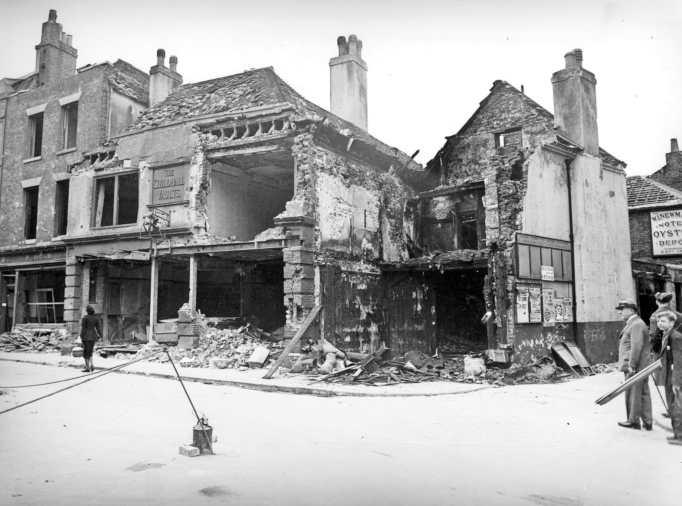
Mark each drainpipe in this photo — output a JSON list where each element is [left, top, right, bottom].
[[565, 159, 579, 344]]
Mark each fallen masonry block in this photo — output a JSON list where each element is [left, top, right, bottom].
[[179, 445, 200, 457], [247, 346, 270, 368]]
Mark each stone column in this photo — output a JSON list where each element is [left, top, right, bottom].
[[63, 248, 82, 334]]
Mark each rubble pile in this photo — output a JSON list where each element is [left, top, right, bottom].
[[123, 323, 287, 370], [0, 329, 69, 353]]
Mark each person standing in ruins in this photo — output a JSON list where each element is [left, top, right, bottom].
[[616, 298, 653, 430], [79, 305, 101, 373], [649, 292, 682, 417], [655, 311, 682, 445]]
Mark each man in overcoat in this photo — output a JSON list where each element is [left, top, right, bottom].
[[649, 292, 682, 416], [655, 310, 682, 445], [616, 298, 653, 430]]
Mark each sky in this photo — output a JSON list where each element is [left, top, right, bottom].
[[0, 0, 680, 175]]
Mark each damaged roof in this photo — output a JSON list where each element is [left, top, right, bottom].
[[0, 72, 38, 93], [426, 80, 625, 171], [627, 176, 682, 210], [124, 67, 421, 171], [109, 60, 149, 106]]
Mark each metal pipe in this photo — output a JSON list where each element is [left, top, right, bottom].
[[565, 159, 579, 344], [165, 350, 213, 455]]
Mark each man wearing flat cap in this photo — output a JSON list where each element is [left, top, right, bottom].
[[616, 298, 653, 430], [649, 292, 682, 416]]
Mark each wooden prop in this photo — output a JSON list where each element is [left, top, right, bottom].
[[595, 360, 662, 405], [263, 305, 321, 380]]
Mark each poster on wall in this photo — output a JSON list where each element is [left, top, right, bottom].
[[529, 286, 542, 323], [541, 266, 555, 281], [563, 298, 573, 322], [516, 286, 530, 323], [554, 297, 564, 323], [542, 288, 555, 327]]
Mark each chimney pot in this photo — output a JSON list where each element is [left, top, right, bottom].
[[48, 9, 57, 22], [672, 139, 680, 153], [357, 40, 363, 59], [157, 49, 166, 67], [573, 48, 583, 67], [564, 51, 577, 68], [169, 55, 178, 72], [67, 34, 73, 46], [61, 31, 66, 43]]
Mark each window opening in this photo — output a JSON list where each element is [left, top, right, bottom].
[[54, 180, 69, 236], [29, 112, 44, 157], [94, 173, 139, 227], [62, 101, 78, 149], [24, 187, 39, 240], [459, 211, 478, 250]]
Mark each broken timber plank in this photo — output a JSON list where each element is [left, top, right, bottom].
[[263, 305, 321, 380]]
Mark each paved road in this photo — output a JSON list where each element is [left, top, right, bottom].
[[0, 361, 679, 506]]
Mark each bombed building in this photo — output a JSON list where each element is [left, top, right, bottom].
[[0, 13, 634, 366], [396, 49, 633, 364]]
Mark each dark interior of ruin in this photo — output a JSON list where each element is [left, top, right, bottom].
[[426, 268, 488, 352]]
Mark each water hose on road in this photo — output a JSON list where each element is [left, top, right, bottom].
[[0, 350, 165, 415], [0, 350, 166, 389]]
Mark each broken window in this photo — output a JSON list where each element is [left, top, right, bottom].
[[93, 173, 139, 227], [61, 101, 78, 150], [54, 180, 69, 236], [495, 128, 522, 149], [24, 186, 39, 240], [28, 112, 44, 158], [459, 211, 478, 250]]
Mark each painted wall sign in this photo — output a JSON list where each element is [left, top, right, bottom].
[[0, 248, 66, 266], [650, 209, 682, 256], [151, 165, 189, 206], [516, 233, 571, 251], [541, 265, 554, 281]]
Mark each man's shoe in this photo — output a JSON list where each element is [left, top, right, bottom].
[[662, 412, 671, 418], [668, 439, 682, 445], [80, 368, 89, 373], [644, 423, 653, 431], [618, 421, 641, 430], [666, 436, 678, 441]]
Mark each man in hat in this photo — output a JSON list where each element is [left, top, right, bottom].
[[649, 292, 682, 416], [616, 298, 653, 430]]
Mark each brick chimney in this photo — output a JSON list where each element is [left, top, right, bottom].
[[35, 10, 78, 87], [149, 49, 182, 106], [329, 35, 368, 131], [551, 49, 599, 156]]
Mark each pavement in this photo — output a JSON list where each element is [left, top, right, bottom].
[[0, 351, 674, 432], [0, 351, 491, 398]]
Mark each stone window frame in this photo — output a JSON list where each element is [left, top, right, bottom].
[[58, 92, 81, 152]]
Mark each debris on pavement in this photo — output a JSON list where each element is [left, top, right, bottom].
[[0, 328, 68, 353]]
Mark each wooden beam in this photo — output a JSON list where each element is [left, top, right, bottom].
[[189, 255, 197, 316], [149, 248, 159, 339], [263, 305, 321, 380]]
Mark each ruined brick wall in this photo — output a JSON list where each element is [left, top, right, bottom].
[[648, 151, 682, 192], [442, 83, 554, 187], [629, 207, 682, 265], [0, 65, 111, 247]]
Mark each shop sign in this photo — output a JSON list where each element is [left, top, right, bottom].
[[151, 165, 189, 206], [651, 210, 682, 256]]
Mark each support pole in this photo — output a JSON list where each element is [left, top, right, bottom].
[[149, 245, 159, 339], [166, 351, 213, 455], [12, 270, 20, 328], [189, 255, 197, 317]]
